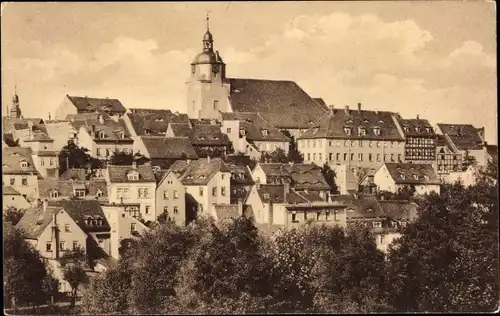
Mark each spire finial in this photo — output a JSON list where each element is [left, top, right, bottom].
[[206, 12, 210, 31]]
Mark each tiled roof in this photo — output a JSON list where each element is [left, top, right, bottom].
[[16, 206, 61, 239], [255, 223, 283, 237], [177, 158, 231, 185], [49, 200, 111, 233], [2, 147, 38, 174], [213, 204, 240, 221], [436, 135, 456, 151], [313, 98, 329, 111], [227, 163, 255, 186], [23, 132, 54, 142], [383, 163, 440, 185], [257, 184, 286, 203], [107, 165, 156, 183], [191, 124, 229, 146], [299, 108, 404, 141], [228, 78, 327, 129], [437, 124, 484, 150], [59, 168, 87, 181], [126, 111, 190, 136], [259, 163, 330, 191], [3, 133, 17, 147], [378, 200, 418, 221], [78, 119, 133, 142], [36, 151, 58, 157], [332, 195, 385, 219], [220, 112, 290, 142], [397, 118, 436, 137], [223, 154, 254, 166], [139, 136, 198, 160], [38, 179, 108, 200], [2, 117, 44, 133], [294, 191, 325, 203], [486, 145, 498, 160], [67, 95, 127, 114], [3, 186, 21, 195]]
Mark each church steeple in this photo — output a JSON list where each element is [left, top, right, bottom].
[[10, 86, 22, 119], [203, 13, 214, 52]]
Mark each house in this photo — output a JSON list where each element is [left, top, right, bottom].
[[373, 163, 441, 196], [485, 144, 498, 162], [297, 105, 406, 174], [105, 163, 157, 223], [54, 95, 127, 120], [330, 164, 358, 195], [2, 147, 40, 202], [395, 115, 437, 164], [38, 179, 108, 202], [2, 186, 31, 210], [133, 136, 198, 170], [166, 120, 231, 158], [169, 157, 231, 221], [101, 203, 150, 260], [219, 112, 291, 158], [435, 134, 462, 178], [226, 161, 255, 204], [73, 112, 134, 160], [122, 109, 190, 137], [8, 121, 48, 146], [44, 120, 79, 150], [185, 23, 327, 138], [251, 162, 331, 199], [155, 170, 186, 226], [244, 183, 346, 229], [435, 123, 488, 166], [21, 131, 59, 179], [445, 164, 487, 187]]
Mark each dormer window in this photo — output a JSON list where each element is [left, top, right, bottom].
[[313, 128, 319, 134], [403, 126, 409, 133], [413, 174, 419, 180], [74, 189, 86, 198], [426, 127, 431, 133], [239, 129, 246, 136], [344, 127, 352, 135], [99, 131, 106, 139], [96, 189, 103, 198], [358, 127, 366, 136], [128, 171, 139, 181], [145, 129, 151, 135], [263, 193, 270, 199], [120, 131, 125, 139], [262, 129, 269, 136], [424, 175, 429, 181], [20, 161, 28, 168], [415, 127, 421, 133], [50, 190, 60, 198], [373, 127, 381, 136], [400, 174, 406, 180]]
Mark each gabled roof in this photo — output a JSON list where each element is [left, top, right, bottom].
[[126, 110, 190, 136], [294, 191, 325, 203], [220, 112, 290, 142], [139, 136, 198, 160], [377, 200, 419, 221], [2, 117, 44, 133], [227, 163, 255, 186], [437, 123, 484, 150], [332, 195, 385, 219], [169, 123, 230, 147], [2, 147, 38, 174], [257, 184, 286, 203], [16, 206, 62, 239], [212, 204, 240, 221], [23, 132, 54, 142], [66, 95, 127, 114], [3, 186, 21, 195], [78, 119, 133, 142], [228, 78, 327, 129], [383, 163, 440, 185], [299, 108, 404, 141], [313, 98, 329, 111], [176, 158, 230, 185], [436, 134, 457, 152], [38, 179, 108, 199], [259, 163, 330, 191], [49, 200, 111, 233], [59, 168, 87, 181], [397, 118, 436, 137], [107, 165, 156, 183]]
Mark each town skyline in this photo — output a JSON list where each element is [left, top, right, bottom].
[[1, 2, 497, 144]]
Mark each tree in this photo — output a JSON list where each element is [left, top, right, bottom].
[[59, 248, 89, 307], [58, 140, 102, 175], [281, 130, 304, 163], [109, 151, 134, 165], [42, 266, 60, 307], [321, 164, 339, 194], [3, 206, 25, 225], [385, 175, 499, 312], [461, 150, 477, 171], [260, 148, 289, 163], [4, 225, 48, 309]]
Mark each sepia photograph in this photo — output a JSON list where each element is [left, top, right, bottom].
[[2, 1, 498, 314]]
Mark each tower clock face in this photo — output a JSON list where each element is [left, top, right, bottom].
[[212, 64, 219, 73]]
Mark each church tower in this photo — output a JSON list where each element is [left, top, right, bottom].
[[186, 15, 231, 119], [10, 87, 22, 119]]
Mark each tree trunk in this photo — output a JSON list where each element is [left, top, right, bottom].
[[11, 296, 16, 311], [70, 289, 76, 307], [50, 294, 54, 306]]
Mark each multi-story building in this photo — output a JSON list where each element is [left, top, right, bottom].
[[54, 95, 127, 120], [373, 162, 441, 196], [38, 178, 108, 202], [185, 17, 327, 139], [297, 105, 406, 175], [435, 134, 462, 177], [44, 119, 79, 150], [20, 131, 59, 179], [395, 115, 437, 164], [2, 186, 31, 210], [155, 170, 186, 226], [220, 112, 290, 159], [123, 108, 191, 138], [133, 136, 198, 170], [3, 147, 40, 202], [169, 157, 231, 220], [105, 163, 157, 223]]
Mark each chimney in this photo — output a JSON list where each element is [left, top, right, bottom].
[[91, 125, 96, 138], [99, 114, 105, 124], [344, 105, 350, 115], [268, 200, 273, 226], [207, 155, 211, 163], [132, 161, 137, 169], [52, 211, 58, 259], [237, 199, 243, 217], [357, 102, 361, 112], [43, 199, 48, 213], [283, 182, 290, 204], [416, 114, 420, 120], [255, 180, 260, 190], [329, 105, 335, 115]]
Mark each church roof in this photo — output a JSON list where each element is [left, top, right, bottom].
[[220, 112, 290, 142], [66, 95, 127, 115], [228, 78, 327, 129]]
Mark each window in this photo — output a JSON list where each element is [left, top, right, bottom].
[[145, 205, 151, 215], [291, 213, 298, 223], [226, 128, 231, 133], [336, 153, 340, 161], [400, 174, 406, 180], [59, 241, 65, 251], [415, 127, 421, 133], [369, 153, 373, 162], [212, 187, 217, 197], [174, 206, 179, 214], [318, 153, 322, 161], [313, 140, 316, 148], [64, 224, 70, 232], [46, 242, 52, 252], [72, 241, 78, 250], [41, 159, 45, 166], [98, 238, 104, 245], [213, 100, 218, 110], [350, 153, 354, 161], [163, 191, 169, 199], [262, 129, 268, 136], [128, 172, 139, 181], [329, 153, 333, 161], [358, 153, 363, 161], [359, 127, 366, 136], [413, 174, 419, 180], [22, 178, 28, 186], [373, 128, 381, 136], [50, 190, 59, 198], [403, 127, 409, 133], [130, 223, 137, 232], [97, 148, 102, 157], [390, 154, 394, 162], [343, 153, 347, 161], [307, 153, 310, 161], [344, 127, 351, 135], [304, 212, 308, 221], [99, 131, 106, 139], [313, 153, 316, 161], [20, 161, 28, 168], [325, 211, 330, 221], [239, 129, 246, 136], [398, 154, 401, 162], [376, 141, 381, 148], [199, 187, 204, 196], [10, 178, 15, 185], [163, 206, 168, 214], [221, 187, 226, 196], [75, 189, 85, 198], [199, 204, 204, 212], [373, 221, 382, 228]]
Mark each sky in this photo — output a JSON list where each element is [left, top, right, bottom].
[[1, 1, 497, 143]]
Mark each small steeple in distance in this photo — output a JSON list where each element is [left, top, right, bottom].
[[203, 13, 214, 51], [10, 85, 22, 119]]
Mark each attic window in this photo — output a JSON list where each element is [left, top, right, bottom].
[[240, 129, 246, 136], [424, 175, 429, 181], [211, 136, 219, 140], [128, 171, 139, 181], [145, 129, 151, 135], [426, 127, 431, 133], [120, 131, 125, 139], [263, 193, 270, 199], [415, 127, 421, 133], [358, 127, 366, 136], [373, 127, 381, 136], [403, 126, 409, 133], [344, 127, 352, 135], [413, 174, 419, 180], [400, 174, 406, 180], [262, 129, 269, 136], [74, 189, 86, 198], [20, 161, 28, 168], [50, 190, 60, 198], [96, 189, 103, 198], [99, 131, 106, 139]]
